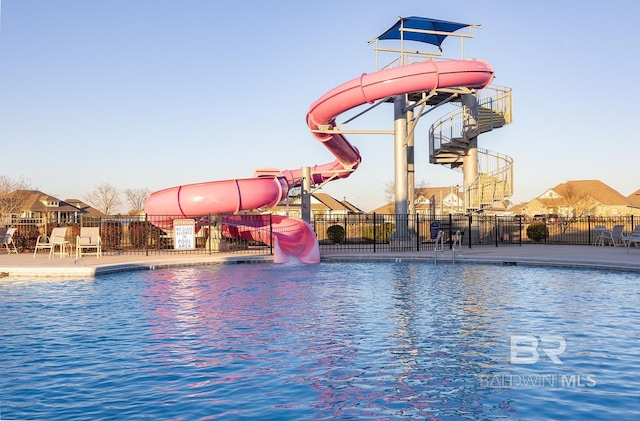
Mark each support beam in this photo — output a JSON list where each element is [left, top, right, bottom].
[[461, 93, 479, 212], [392, 95, 409, 240], [301, 166, 311, 223], [407, 105, 416, 236]]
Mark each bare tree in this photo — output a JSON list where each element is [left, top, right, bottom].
[[384, 181, 395, 204], [562, 183, 598, 218], [557, 183, 599, 234], [384, 179, 430, 203], [123, 187, 151, 215], [0, 175, 33, 224], [84, 183, 122, 215]]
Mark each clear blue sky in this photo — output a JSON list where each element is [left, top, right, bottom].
[[1, 0, 638, 212]]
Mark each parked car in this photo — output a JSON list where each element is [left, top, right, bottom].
[[546, 214, 560, 224], [533, 214, 560, 224]]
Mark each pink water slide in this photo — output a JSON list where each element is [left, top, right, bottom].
[[144, 59, 494, 263]]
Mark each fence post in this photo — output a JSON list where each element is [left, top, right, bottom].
[[373, 212, 377, 254], [343, 216, 347, 246], [269, 213, 273, 256], [495, 215, 499, 247], [207, 214, 211, 255], [518, 216, 522, 246], [145, 213, 149, 256], [415, 213, 420, 251], [449, 213, 453, 250], [468, 215, 472, 249]]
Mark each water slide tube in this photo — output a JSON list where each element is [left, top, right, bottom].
[[144, 59, 494, 263]]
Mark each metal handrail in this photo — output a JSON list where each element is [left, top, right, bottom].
[[429, 85, 513, 210], [429, 85, 512, 145]]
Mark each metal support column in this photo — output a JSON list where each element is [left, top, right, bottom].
[[407, 106, 415, 216], [392, 95, 409, 240], [461, 93, 479, 212], [301, 166, 311, 223], [407, 106, 416, 236]]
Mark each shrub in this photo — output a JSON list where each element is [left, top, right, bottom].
[[69, 224, 80, 242], [101, 221, 123, 250], [14, 225, 41, 250], [129, 221, 152, 248], [526, 222, 549, 243], [326, 225, 345, 244], [362, 222, 395, 243]]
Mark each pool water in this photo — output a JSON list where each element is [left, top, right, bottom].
[[1, 263, 639, 420]]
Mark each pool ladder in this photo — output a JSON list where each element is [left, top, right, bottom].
[[434, 230, 463, 264]]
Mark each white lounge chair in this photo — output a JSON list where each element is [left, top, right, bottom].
[[33, 227, 69, 258], [601, 224, 625, 247], [76, 227, 102, 258], [593, 225, 609, 246], [623, 226, 640, 253], [2, 227, 18, 254]]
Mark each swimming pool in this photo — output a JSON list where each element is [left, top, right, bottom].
[[1, 262, 638, 420]]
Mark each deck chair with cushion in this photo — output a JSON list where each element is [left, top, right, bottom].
[[2, 227, 18, 254], [76, 227, 102, 258], [33, 227, 69, 258]]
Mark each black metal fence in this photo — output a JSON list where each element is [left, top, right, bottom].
[[10, 213, 639, 256], [17, 214, 275, 257], [314, 213, 639, 253]]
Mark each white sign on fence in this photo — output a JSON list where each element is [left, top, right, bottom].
[[173, 219, 196, 250]]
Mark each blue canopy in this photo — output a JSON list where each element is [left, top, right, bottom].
[[374, 16, 471, 48]]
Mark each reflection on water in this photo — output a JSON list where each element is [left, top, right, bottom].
[[1, 263, 639, 420]]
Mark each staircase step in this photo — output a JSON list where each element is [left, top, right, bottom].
[[477, 107, 506, 134], [428, 86, 514, 211]]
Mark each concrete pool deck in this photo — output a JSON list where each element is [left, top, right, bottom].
[[1, 244, 640, 278]]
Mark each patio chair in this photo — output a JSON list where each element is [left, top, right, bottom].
[[623, 226, 640, 253], [601, 224, 625, 247], [2, 227, 18, 254], [76, 227, 102, 258], [593, 225, 609, 246], [33, 227, 69, 258], [610, 225, 625, 246]]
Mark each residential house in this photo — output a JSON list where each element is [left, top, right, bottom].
[[513, 180, 639, 218], [311, 193, 362, 219], [1, 190, 105, 226], [269, 192, 363, 219], [64, 199, 105, 218], [369, 186, 465, 215], [627, 189, 640, 210]]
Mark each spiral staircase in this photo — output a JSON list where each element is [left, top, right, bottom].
[[429, 85, 513, 212]]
